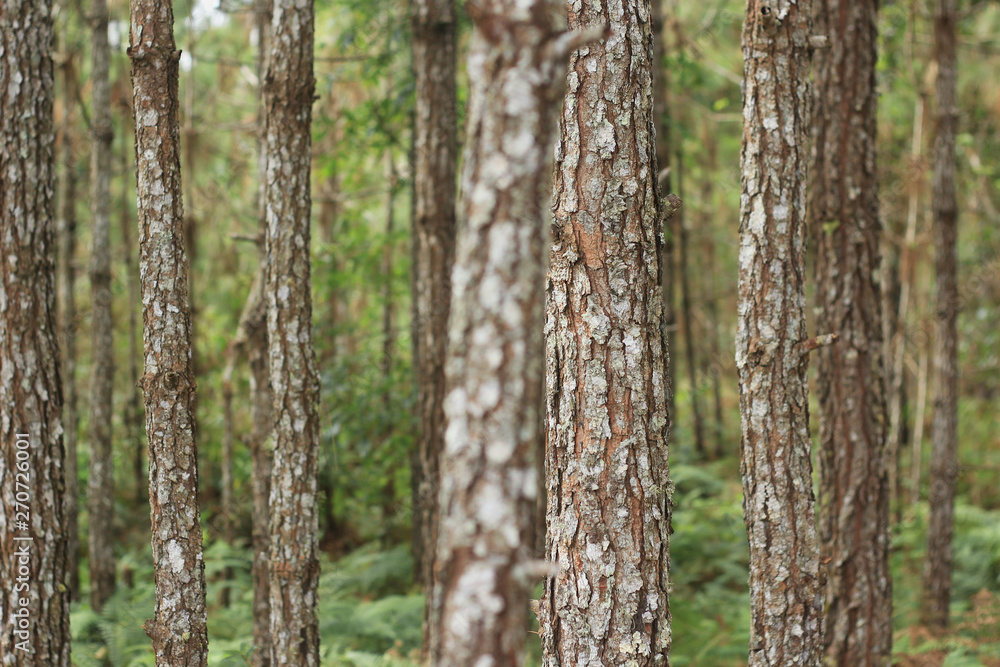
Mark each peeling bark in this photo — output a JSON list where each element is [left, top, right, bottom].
[[810, 0, 892, 662], [88, 0, 116, 612], [432, 4, 584, 664], [263, 0, 321, 663], [922, 0, 958, 631], [128, 0, 209, 660], [0, 0, 72, 662], [736, 0, 823, 664], [409, 0, 457, 649], [537, 0, 673, 662]]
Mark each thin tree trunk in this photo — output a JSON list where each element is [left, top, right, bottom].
[[652, 0, 675, 436], [537, 0, 674, 661], [120, 105, 145, 506], [676, 149, 706, 457], [128, 0, 209, 660], [263, 0, 321, 662], [700, 125, 724, 455], [0, 0, 72, 661], [380, 155, 397, 518], [88, 0, 116, 612], [431, 6, 592, 665], [409, 0, 457, 652], [811, 0, 892, 662], [910, 336, 930, 507], [922, 0, 959, 630], [57, 43, 82, 603], [737, 1, 823, 664], [887, 94, 925, 522]]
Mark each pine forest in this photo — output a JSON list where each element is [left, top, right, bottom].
[[1, 0, 1000, 664]]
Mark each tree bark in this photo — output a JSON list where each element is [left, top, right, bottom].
[[922, 0, 959, 631], [120, 105, 146, 507], [431, 5, 587, 665], [537, 0, 673, 662], [409, 0, 457, 650], [127, 0, 209, 660], [262, 0, 321, 662], [810, 0, 892, 662], [651, 0, 674, 440], [737, 1, 823, 664], [57, 44, 81, 602], [0, 0, 72, 662], [88, 0, 116, 612]]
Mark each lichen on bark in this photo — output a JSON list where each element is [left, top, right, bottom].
[[431, 3, 590, 664], [537, 0, 674, 663], [128, 0, 209, 661], [1, 0, 72, 662], [262, 0, 322, 663], [736, 0, 824, 664]]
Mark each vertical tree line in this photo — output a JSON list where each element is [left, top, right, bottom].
[[128, 0, 208, 661], [736, 0, 824, 663], [1, 0, 73, 662]]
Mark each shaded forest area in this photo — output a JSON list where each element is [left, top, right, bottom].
[[1, 0, 999, 664]]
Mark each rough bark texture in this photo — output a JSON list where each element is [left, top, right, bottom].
[[57, 49, 81, 602], [431, 4, 582, 664], [810, 0, 892, 661], [250, 7, 272, 663], [409, 0, 457, 647], [537, 0, 673, 663], [88, 0, 116, 612], [263, 0, 321, 663], [922, 0, 958, 630], [736, 1, 823, 664], [128, 0, 209, 661], [651, 0, 674, 436], [0, 0, 72, 663]]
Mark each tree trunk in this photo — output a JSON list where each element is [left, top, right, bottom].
[[431, 5, 588, 664], [120, 105, 145, 506], [88, 0, 116, 612], [380, 155, 397, 518], [737, 1, 823, 664], [127, 0, 209, 660], [537, 0, 674, 662], [0, 0, 72, 662], [810, 0, 892, 662], [57, 44, 81, 603], [263, 0, 321, 662], [676, 153, 706, 458], [922, 0, 958, 630], [410, 0, 457, 614], [651, 0, 675, 437]]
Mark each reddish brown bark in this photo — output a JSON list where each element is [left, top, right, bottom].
[[128, 0, 209, 660], [811, 0, 892, 661], [1, 0, 72, 662]]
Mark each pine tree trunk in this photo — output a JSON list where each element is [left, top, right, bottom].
[[737, 1, 823, 664], [128, 0, 209, 660], [88, 0, 116, 612], [263, 0, 321, 662], [811, 0, 892, 661], [922, 0, 958, 630], [651, 0, 675, 436], [120, 111, 146, 506], [431, 5, 587, 664], [0, 0, 72, 661], [409, 0, 457, 648], [537, 0, 674, 662], [57, 45, 81, 602]]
